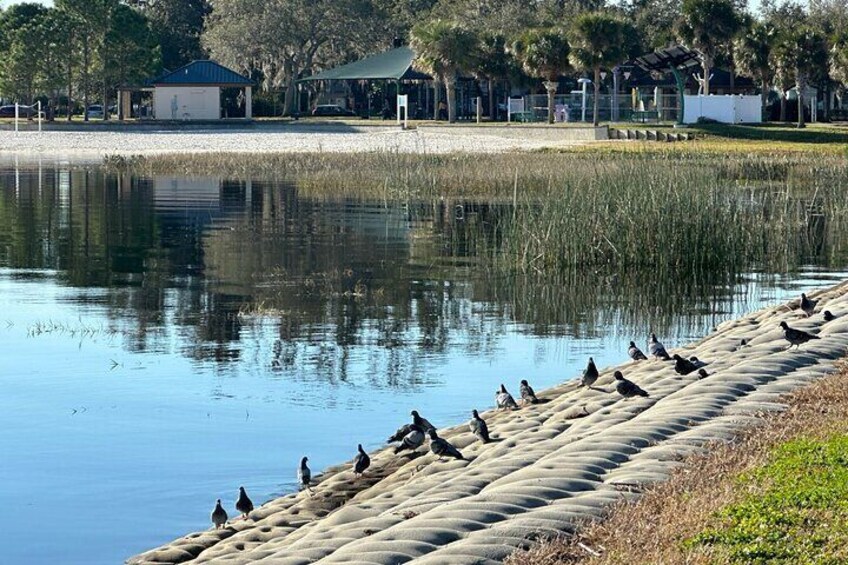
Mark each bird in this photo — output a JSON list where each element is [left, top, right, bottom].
[[689, 356, 706, 368], [211, 499, 228, 529], [428, 429, 465, 460], [388, 423, 415, 443], [628, 341, 648, 361], [394, 424, 425, 454], [648, 333, 671, 360], [519, 379, 539, 404], [800, 293, 817, 317], [298, 456, 312, 492], [697, 368, 709, 379], [740, 339, 748, 347], [581, 357, 599, 387], [673, 354, 698, 375], [614, 371, 649, 398], [353, 444, 370, 477], [235, 486, 254, 519], [496, 384, 518, 410], [411, 410, 436, 433], [469, 409, 490, 443], [780, 321, 820, 349], [824, 310, 836, 322]]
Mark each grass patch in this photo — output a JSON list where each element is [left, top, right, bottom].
[[505, 362, 848, 565], [688, 435, 848, 564]]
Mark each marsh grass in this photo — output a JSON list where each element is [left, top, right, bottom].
[[112, 150, 848, 278]]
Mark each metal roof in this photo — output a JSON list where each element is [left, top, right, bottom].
[[300, 46, 432, 82], [154, 60, 253, 87], [634, 45, 701, 73]]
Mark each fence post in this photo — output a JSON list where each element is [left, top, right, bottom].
[[15, 103, 19, 133], [37, 101, 42, 133], [476, 96, 481, 124]]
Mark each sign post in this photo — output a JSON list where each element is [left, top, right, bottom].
[[396, 94, 408, 129], [15, 103, 19, 133]]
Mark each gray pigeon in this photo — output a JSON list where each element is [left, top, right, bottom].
[[614, 371, 649, 398], [628, 341, 648, 361], [697, 368, 709, 379], [581, 357, 599, 387], [519, 379, 539, 404], [298, 456, 312, 491], [393, 424, 424, 454], [648, 333, 671, 360], [780, 321, 820, 349], [496, 384, 518, 410], [411, 410, 436, 433], [428, 429, 465, 460], [235, 486, 254, 519], [469, 409, 490, 443], [353, 444, 370, 477], [824, 310, 836, 322], [388, 423, 415, 443], [800, 293, 817, 317], [673, 354, 698, 375], [211, 499, 228, 529]]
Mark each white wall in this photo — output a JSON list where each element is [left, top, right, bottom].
[[683, 95, 762, 124], [154, 86, 220, 120]]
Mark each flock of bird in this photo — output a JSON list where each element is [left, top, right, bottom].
[[209, 292, 834, 530]]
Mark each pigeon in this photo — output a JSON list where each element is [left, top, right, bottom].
[[235, 486, 254, 519], [697, 368, 709, 379], [519, 379, 539, 404], [824, 310, 836, 322], [673, 354, 698, 375], [388, 423, 415, 443], [689, 356, 706, 368], [648, 333, 670, 360], [614, 371, 649, 398], [428, 429, 465, 460], [496, 384, 518, 410], [394, 424, 425, 454], [581, 357, 599, 387], [800, 293, 817, 317], [353, 444, 371, 477], [628, 341, 648, 361], [780, 321, 820, 349], [469, 409, 490, 443], [411, 410, 436, 433], [211, 499, 228, 529], [740, 339, 748, 347], [298, 456, 312, 491]]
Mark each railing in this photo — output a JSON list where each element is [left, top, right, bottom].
[[522, 93, 681, 123], [10, 102, 44, 133]]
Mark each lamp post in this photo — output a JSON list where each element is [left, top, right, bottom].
[[577, 78, 591, 122]]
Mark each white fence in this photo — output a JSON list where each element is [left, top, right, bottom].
[[683, 95, 762, 124]]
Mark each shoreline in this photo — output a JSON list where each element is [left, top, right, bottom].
[[128, 280, 848, 565]]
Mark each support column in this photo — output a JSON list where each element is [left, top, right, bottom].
[[245, 86, 253, 119]]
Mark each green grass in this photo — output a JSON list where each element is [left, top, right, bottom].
[[688, 435, 848, 564]]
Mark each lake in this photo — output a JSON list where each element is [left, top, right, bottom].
[[1, 162, 845, 564]]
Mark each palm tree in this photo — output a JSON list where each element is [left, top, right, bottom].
[[677, 0, 743, 95], [511, 28, 571, 124], [410, 19, 477, 123], [569, 13, 633, 126], [734, 20, 775, 121], [471, 31, 512, 121]]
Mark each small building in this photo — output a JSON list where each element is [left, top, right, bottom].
[[152, 60, 253, 121]]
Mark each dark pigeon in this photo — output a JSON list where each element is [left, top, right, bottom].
[[394, 424, 425, 454], [824, 310, 836, 322], [298, 456, 312, 491], [697, 368, 709, 379], [520, 379, 539, 404], [496, 384, 518, 410], [648, 333, 671, 360], [628, 341, 648, 361], [800, 293, 817, 317], [614, 370, 649, 398], [581, 357, 599, 387], [411, 410, 436, 433], [780, 321, 820, 349], [353, 444, 370, 477], [428, 429, 465, 460], [469, 409, 490, 443], [211, 499, 228, 529], [388, 423, 415, 443], [235, 486, 254, 519], [673, 354, 699, 375]]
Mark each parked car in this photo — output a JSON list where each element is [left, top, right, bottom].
[[0, 104, 35, 118], [85, 104, 117, 119], [311, 104, 356, 117]]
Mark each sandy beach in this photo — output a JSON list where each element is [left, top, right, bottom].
[[0, 124, 594, 161], [127, 280, 848, 565]]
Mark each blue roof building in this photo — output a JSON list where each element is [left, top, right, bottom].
[[151, 60, 254, 120]]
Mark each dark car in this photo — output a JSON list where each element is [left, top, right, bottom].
[[311, 104, 356, 117], [0, 105, 35, 118]]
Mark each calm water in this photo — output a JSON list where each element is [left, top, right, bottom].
[[1, 163, 846, 564]]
